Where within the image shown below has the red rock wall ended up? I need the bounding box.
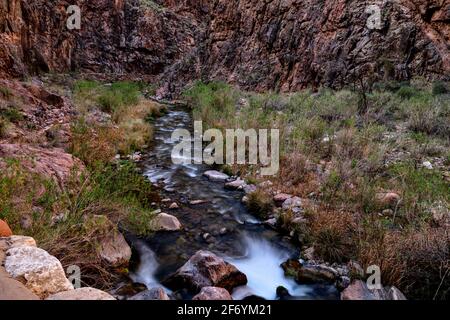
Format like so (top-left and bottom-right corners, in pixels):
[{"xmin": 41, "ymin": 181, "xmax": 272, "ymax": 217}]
[{"xmin": 0, "ymin": 0, "xmax": 448, "ymax": 93}]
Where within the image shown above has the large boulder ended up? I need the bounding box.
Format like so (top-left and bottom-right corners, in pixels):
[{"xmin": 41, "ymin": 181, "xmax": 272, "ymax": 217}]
[
  {"xmin": 0, "ymin": 220, "xmax": 12, "ymax": 237},
  {"xmin": 151, "ymin": 213, "xmax": 182, "ymax": 231},
  {"xmin": 0, "ymin": 267, "xmax": 39, "ymax": 300},
  {"xmin": 46, "ymin": 287, "xmax": 115, "ymax": 300},
  {"xmin": 341, "ymin": 280, "xmax": 407, "ymax": 300},
  {"xmin": 0, "ymin": 236, "xmax": 37, "ymax": 250},
  {"xmin": 99, "ymin": 232, "xmax": 132, "ymax": 268},
  {"xmin": 0, "ymin": 236, "xmax": 37, "ymax": 263},
  {"xmin": 192, "ymin": 287, "xmax": 233, "ymax": 300},
  {"xmin": 341, "ymin": 280, "xmax": 378, "ymax": 300},
  {"xmin": 4, "ymin": 246, "xmax": 73, "ymax": 298},
  {"xmin": 0, "ymin": 144, "xmax": 84, "ymax": 188},
  {"xmin": 163, "ymin": 250, "xmax": 247, "ymax": 293},
  {"xmin": 129, "ymin": 287, "xmax": 170, "ymax": 300}
]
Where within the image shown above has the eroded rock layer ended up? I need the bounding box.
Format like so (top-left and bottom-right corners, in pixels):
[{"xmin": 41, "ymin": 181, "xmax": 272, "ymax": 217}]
[{"xmin": 1, "ymin": 0, "xmax": 448, "ymax": 93}]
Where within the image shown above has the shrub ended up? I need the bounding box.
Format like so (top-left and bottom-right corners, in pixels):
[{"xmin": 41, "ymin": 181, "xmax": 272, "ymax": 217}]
[
  {"xmin": 0, "ymin": 86, "xmax": 12, "ymax": 99},
  {"xmin": 70, "ymin": 119, "xmax": 123, "ymax": 167},
  {"xmin": 0, "ymin": 105, "xmax": 23, "ymax": 123},
  {"xmin": 246, "ymin": 190, "xmax": 273, "ymax": 220},
  {"xmin": 0, "ymin": 117, "xmax": 7, "ymax": 138},
  {"xmin": 0, "ymin": 158, "xmax": 157, "ymax": 289},
  {"xmin": 98, "ymin": 91, "xmax": 122, "ymax": 113},
  {"xmin": 432, "ymin": 81, "xmax": 448, "ymax": 95},
  {"xmin": 311, "ymin": 210, "xmax": 357, "ymax": 263},
  {"xmin": 404, "ymin": 94, "xmax": 449, "ymax": 137},
  {"xmin": 396, "ymin": 86, "xmax": 417, "ymax": 99}
]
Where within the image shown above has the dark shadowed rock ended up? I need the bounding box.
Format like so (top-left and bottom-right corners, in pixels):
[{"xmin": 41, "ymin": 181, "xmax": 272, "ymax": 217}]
[{"xmin": 281, "ymin": 259, "xmax": 338, "ymax": 284}]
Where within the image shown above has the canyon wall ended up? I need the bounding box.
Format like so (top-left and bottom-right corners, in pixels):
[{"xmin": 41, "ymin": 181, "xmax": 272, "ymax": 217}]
[{"xmin": 0, "ymin": 0, "xmax": 449, "ymax": 93}]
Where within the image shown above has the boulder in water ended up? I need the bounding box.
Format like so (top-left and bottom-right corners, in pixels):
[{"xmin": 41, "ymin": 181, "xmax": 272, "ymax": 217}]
[
  {"xmin": 151, "ymin": 213, "xmax": 182, "ymax": 231},
  {"xmin": 203, "ymin": 170, "xmax": 230, "ymax": 182},
  {"xmin": 225, "ymin": 178, "xmax": 246, "ymax": 190},
  {"xmin": 162, "ymin": 250, "xmax": 247, "ymax": 293}
]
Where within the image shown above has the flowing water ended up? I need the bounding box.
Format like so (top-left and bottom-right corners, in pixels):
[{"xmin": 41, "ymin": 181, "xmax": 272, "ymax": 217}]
[{"xmin": 131, "ymin": 107, "xmax": 338, "ymax": 300}]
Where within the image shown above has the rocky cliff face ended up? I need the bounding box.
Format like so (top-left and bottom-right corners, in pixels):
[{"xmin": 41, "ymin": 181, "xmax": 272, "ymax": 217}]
[{"xmin": 1, "ymin": 0, "xmax": 448, "ymax": 94}]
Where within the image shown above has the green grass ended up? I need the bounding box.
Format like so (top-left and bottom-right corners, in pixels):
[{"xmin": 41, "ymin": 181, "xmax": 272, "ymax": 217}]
[
  {"xmin": 0, "ymin": 86, "xmax": 12, "ymax": 99},
  {"xmin": 0, "ymin": 157, "xmax": 157, "ymax": 288},
  {"xmin": 74, "ymin": 80, "xmax": 141, "ymax": 114},
  {"xmin": 396, "ymin": 86, "xmax": 418, "ymax": 100},
  {"xmin": 97, "ymin": 82, "xmax": 140, "ymax": 113},
  {"xmin": 0, "ymin": 105, "xmax": 23, "ymax": 123},
  {"xmin": 387, "ymin": 162, "xmax": 449, "ymax": 224},
  {"xmin": 432, "ymin": 81, "xmax": 448, "ymax": 95}
]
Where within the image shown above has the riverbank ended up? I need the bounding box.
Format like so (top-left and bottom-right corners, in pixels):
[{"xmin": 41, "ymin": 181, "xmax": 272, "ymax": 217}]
[
  {"xmin": 1, "ymin": 75, "xmax": 448, "ymax": 300},
  {"xmin": 0, "ymin": 75, "xmax": 165, "ymax": 294},
  {"xmin": 184, "ymin": 80, "xmax": 449, "ymax": 300}
]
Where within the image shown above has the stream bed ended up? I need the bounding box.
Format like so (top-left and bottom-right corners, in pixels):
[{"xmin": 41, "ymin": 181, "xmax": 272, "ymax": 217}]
[{"xmin": 130, "ymin": 107, "xmax": 339, "ymax": 300}]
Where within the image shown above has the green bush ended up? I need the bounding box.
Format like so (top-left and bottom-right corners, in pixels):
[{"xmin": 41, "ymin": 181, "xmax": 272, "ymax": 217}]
[
  {"xmin": 0, "ymin": 106, "xmax": 23, "ymax": 123},
  {"xmin": 432, "ymin": 81, "xmax": 448, "ymax": 95},
  {"xmin": 74, "ymin": 80, "xmax": 100, "ymax": 93},
  {"xmin": 97, "ymin": 82, "xmax": 140, "ymax": 113},
  {"xmin": 397, "ymin": 86, "xmax": 417, "ymax": 99}
]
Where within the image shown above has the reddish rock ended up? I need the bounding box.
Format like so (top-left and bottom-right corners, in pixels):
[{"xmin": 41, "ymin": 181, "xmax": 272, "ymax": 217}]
[
  {"xmin": 162, "ymin": 250, "xmax": 247, "ymax": 293},
  {"xmin": 0, "ymin": 1, "xmax": 448, "ymax": 94},
  {"xmin": 376, "ymin": 192, "xmax": 401, "ymax": 207},
  {"xmin": 0, "ymin": 220, "xmax": 12, "ymax": 237},
  {"xmin": 341, "ymin": 280, "xmax": 378, "ymax": 300},
  {"xmin": 274, "ymin": 193, "xmax": 292, "ymax": 205},
  {"xmin": 0, "ymin": 144, "xmax": 84, "ymax": 188},
  {"xmin": 192, "ymin": 287, "xmax": 233, "ymax": 300}
]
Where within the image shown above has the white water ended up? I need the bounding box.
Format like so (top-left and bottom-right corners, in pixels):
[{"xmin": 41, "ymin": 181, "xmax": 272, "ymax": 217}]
[
  {"xmin": 229, "ymin": 236, "xmax": 312, "ymax": 300},
  {"xmin": 130, "ymin": 241, "xmax": 160, "ymax": 289}
]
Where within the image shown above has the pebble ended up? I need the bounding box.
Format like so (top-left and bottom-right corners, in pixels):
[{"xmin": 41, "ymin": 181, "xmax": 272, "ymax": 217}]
[{"xmin": 169, "ymin": 202, "xmax": 179, "ymax": 209}]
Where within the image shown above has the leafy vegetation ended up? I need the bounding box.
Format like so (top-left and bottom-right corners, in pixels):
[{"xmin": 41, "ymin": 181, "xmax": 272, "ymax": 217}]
[{"xmin": 185, "ymin": 80, "xmax": 450, "ymax": 300}]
